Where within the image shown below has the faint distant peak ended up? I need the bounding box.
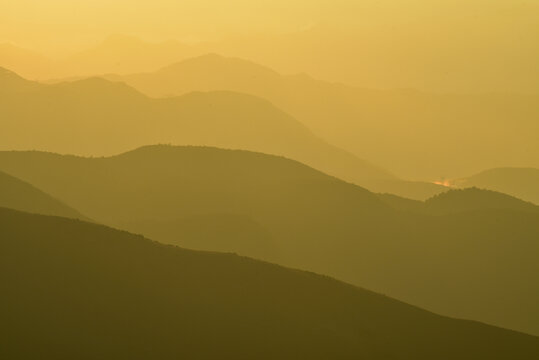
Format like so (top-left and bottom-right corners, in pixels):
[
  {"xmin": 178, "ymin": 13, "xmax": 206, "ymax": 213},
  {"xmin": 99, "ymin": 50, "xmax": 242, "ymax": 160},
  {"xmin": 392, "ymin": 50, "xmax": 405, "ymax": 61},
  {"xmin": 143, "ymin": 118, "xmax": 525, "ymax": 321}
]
[
  {"xmin": 476, "ymin": 167, "xmax": 539, "ymax": 176},
  {"xmin": 0, "ymin": 42, "xmax": 46, "ymax": 56},
  {"xmin": 95, "ymin": 34, "xmax": 191, "ymax": 52},
  {"xmin": 452, "ymin": 167, "xmax": 539, "ymax": 185},
  {"xmin": 52, "ymin": 76, "xmax": 146, "ymax": 98},
  {"xmin": 159, "ymin": 53, "xmax": 280, "ymax": 77},
  {"xmin": 0, "ymin": 66, "xmax": 40, "ymax": 92},
  {"xmin": 0, "ymin": 66, "xmax": 22, "ymax": 78},
  {"xmin": 101, "ymin": 34, "xmax": 146, "ymax": 47}
]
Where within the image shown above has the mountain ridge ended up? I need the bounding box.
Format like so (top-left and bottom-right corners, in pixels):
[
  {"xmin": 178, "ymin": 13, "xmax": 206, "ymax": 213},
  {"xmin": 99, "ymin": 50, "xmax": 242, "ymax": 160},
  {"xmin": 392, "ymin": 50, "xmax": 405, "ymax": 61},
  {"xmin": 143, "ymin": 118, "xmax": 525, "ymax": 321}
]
[
  {"xmin": 379, "ymin": 187, "xmax": 539, "ymax": 215},
  {"xmin": 1, "ymin": 67, "xmax": 451, "ymax": 199},
  {"xmin": 2, "ymin": 206, "xmax": 539, "ymax": 359},
  {"xmin": 451, "ymin": 168, "xmax": 539, "ymax": 205},
  {"xmin": 0, "ymin": 170, "xmax": 88, "ymax": 220},
  {"xmin": 1, "ymin": 145, "xmax": 538, "ymax": 335},
  {"xmin": 107, "ymin": 52, "xmax": 539, "ymax": 180}
]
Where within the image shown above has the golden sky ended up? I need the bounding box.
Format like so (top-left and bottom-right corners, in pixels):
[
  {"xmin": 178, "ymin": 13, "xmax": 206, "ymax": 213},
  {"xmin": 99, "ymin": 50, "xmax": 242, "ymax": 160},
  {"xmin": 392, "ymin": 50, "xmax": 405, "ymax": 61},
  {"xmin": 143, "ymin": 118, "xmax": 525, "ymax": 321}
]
[{"xmin": 2, "ymin": 0, "xmax": 537, "ymax": 55}]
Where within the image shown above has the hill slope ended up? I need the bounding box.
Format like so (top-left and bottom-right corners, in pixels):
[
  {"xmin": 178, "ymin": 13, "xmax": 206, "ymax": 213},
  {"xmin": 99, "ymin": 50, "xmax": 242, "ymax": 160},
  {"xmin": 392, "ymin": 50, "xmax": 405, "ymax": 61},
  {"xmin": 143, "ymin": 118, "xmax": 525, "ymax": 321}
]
[
  {"xmin": 451, "ymin": 168, "xmax": 539, "ymax": 205},
  {"xmin": 0, "ymin": 146, "xmax": 538, "ymax": 335},
  {"xmin": 0, "ymin": 66, "xmax": 41, "ymax": 93},
  {"xmin": 59, "ymin": 35, "xmax": 199, "ymax": 77},
  {"xmin": 379, "ymin": 188, "xmax": 539, "ymax": 215},
  {"xmin": 0, "ymin": 170, "xmax": 86, "ymax": 220},
  {"xmin": 0, "ymin": 67, "xmax": 411, "ymax": 194},
  {"xmin": 122, "ymin": 213, "xmax": 279, "ymax": 261},
  {"xmin": 112, "ymin": 53, "xmax": 539, "ymax": 180},
  {"xmin": 0, "ymin": 37, "xmax": 200, "ymax": 80},
  {"xmin": 1, "ymin": 207, "xmax": 538, "ymax": 359},
  {"xmin": 0, "ymin": 43, "xmax": 53, "ymax": 81}
]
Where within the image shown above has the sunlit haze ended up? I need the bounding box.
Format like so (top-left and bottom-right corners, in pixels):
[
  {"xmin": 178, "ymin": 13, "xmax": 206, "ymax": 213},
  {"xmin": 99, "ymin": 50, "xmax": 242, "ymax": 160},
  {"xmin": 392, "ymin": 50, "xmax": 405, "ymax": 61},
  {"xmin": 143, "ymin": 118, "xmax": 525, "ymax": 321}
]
[{"xmin": 1, "ymin": 1, "xmax": 539, "ymax": 358}]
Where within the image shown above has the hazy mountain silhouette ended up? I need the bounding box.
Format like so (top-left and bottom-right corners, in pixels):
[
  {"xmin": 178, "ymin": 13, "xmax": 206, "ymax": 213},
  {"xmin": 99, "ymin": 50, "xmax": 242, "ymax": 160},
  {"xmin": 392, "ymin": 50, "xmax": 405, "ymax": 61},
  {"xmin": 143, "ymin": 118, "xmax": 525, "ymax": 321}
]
[
  {"xmin": 3, "ymin": 0, "xmax": 538, "ymax": 93},
  {"xmin": 0, "ymin": 43, "xmax": 54, "ymax": 80},
  {"xmin": 123, "ymin": 214, "xmax": 279, "ymax": 261},
  {"xmin": 379, "ymin": 188, "xmax": 539, "ymax": 215},
  {"xmin": 2, "ymin": 1, "xmax": 537, "ymax": 357},
  {"xmin": 451, "ymin": 168, "xmax": 539, "ymax": 205},
  {"xmin": 0, "ymin": 67, "xmax": 41, "ymax": 93},
  {"xmin": 1, "ymin": 145, "xmax": 538, "ymax": 335},
  {"xmin": 197, "ymin": 2, "xmax": 539, "ymax": 94},
  {"xmin": 0, "ymin": 170, "xmax": 87, "ymax": 220},
  {"xmin": 2, "ymin": 206, "xmax": 538, "ymax": 359},
  {"xmin": 0, "ymin": 66, "xmax": 451, "ymax": 198},
  {"xmin": 8, "ymin": 45, "xmax": 538, "ymax": 180},
  {"xmin": 59, "ymin": 35, "xmax": 201, "ymax": 77},
  {"xmin": 0, "ymin": 37, "xmax": 201, "ymax": 80},
  {"xmin": 109, "ymin": 53, "xmax": 539, "ymax": 180}
]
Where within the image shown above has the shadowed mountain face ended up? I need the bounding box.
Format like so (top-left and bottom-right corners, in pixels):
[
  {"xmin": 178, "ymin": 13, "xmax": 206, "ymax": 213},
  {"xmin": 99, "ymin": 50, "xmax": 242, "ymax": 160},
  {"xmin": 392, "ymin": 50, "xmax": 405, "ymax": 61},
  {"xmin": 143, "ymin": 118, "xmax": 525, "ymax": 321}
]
[
  {"xmin": 1, "ymin": 145, "xmax": 538, "ymax": 335},
  {"xmin": 451, "ymin": 168, "xmax": 539, "ymax": 205},
  {"xmin": 109, "ymin": 54, "xmax": 539, "ymax": 180},
  {"xmin": 0, "ymin": 170, "xmax": 86, "ymax": 220},
  {"xmin": 123, "ymin": 213, "xmax": 279, "ymax": 261},
  {"xmin": 0, "ymin": 66, "xmax": 447, "ymax": 199},
  {"xmin": 2, "ymin": 207, "xmax": 538, "ymax": 360}
]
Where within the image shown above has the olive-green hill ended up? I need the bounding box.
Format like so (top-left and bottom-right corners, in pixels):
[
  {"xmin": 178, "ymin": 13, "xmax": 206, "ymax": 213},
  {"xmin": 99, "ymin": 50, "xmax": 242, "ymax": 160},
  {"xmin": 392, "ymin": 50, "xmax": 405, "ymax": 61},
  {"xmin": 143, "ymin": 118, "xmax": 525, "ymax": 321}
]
[
  {"xmin": 451, "ymin": 168, "xmax": 539, "ymax": 205},
  {"xmin": 2, "ymin": 207, "xmax": 538, "ymax": 360},
  {"xmin": 1, "ymin": 145, "xmax": 538, "ymax": 335},
  {"xmin": 0, "ymin": 169, "xmax": 87, "ymax": 220},
  {"xmin": 379, "ymin": 187, "xmax": 539, "ymax": 215}
]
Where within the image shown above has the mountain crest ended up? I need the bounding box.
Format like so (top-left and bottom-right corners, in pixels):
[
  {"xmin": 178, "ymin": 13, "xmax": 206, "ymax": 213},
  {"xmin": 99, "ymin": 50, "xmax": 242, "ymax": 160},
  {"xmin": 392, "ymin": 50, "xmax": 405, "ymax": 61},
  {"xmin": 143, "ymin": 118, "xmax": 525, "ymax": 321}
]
[{"xmin": 0, "ymin": 67, "xmax": 38, "ymax": 92}]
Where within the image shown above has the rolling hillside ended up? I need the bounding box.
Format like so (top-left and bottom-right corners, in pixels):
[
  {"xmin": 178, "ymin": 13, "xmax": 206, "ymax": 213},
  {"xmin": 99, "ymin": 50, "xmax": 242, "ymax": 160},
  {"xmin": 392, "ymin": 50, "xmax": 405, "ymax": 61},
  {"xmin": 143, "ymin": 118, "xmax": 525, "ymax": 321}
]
[
  {"xmin": 109, "ymin": 53, "xmax": 539, "ymax": 180},
  {"xmin": 2, "ymin": 207, "xmax": 538, "ymax": 359},
  {"xmin": 0, "ymin": 169, "xmax": 86, "ymax": 220},
  {"xmin": 0, "ymin": 36, "xmax": 200, "ymax": 80},
  {"xmin": 1, "ymin": 145, "xmax": 538, "ymax": 335},
  {"xmin": 122, "ymin": 213, "xmax": 279, "ymax": 261},
  {"xmin": 0, "ymin": 67, "xmax": 432, "ymax": 196},
  {"xmin": 379, "ymin": 188, "xmax": 539, "ymax": 215},
  {"xmin": 451, "ymin": 168, "xmax": 539, "ymax": 205},
  {"xmin": 0, "ymin": 67, "xmax": 41, "ymax": 92},
  {"xmin": 0, "ymin": 43, "xmax": 54, "ymax": 81}
]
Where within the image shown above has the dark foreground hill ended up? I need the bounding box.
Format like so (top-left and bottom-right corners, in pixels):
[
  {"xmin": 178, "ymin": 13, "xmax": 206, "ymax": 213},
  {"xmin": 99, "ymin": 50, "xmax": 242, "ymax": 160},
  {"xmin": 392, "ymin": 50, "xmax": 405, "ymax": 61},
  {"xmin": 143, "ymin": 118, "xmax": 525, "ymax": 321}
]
[
  {"xmin": 1, "ymin": 145, "xmax": 538, "ymax": 335},
  {"xmin": 1, "ymin": 207, "xmax": 538, "ymax": 359},
  {"xmin": 451, "ymin": 168, "xmax": 539, "ymax": 205},
  {"xmin": 0, "ymin": 170, "xmax": 86, "ymax": 220}
]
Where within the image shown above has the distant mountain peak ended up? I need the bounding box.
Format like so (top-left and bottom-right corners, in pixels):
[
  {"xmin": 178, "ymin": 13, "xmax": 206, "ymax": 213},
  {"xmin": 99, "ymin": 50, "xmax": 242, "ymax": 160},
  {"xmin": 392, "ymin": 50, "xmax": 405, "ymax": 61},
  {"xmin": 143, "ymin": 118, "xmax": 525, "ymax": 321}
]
[
  {"xmin": 159, "ymin": 53, "xmax": 280, "ymax": 77},
  {"xmin": 99, "ymin": 34, "xmax": 188, "ymax": 49},
  {"xmin": 0, "ymin": 66, "xmax": 39, "ymax": 92},
  {"xmin": 0, "ymin": 66, "xmax": 24, "ymax": 79},
  {"xmin": 451, "ymin": 167, "xmax": 539, "ymax": 205},
  {"xmin": 425, "ymin": 187, "xmax": 539, "ymax": 214},
  {"xmin": 52, "ymin": 76, "xmax": 146, "ymax": 98},
  {"xmin": 100, "ymin": 34, "xmax": 146, "ymax": 46}
]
